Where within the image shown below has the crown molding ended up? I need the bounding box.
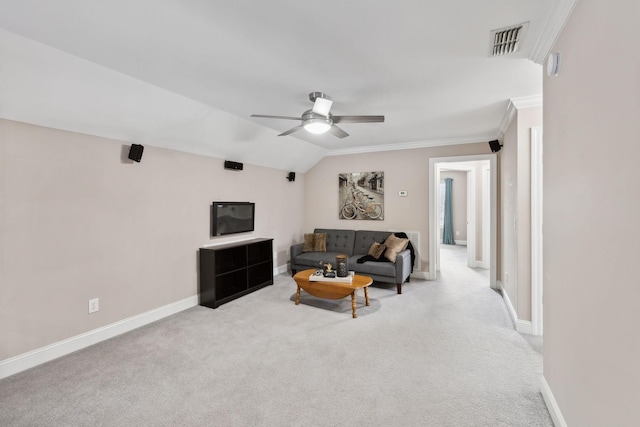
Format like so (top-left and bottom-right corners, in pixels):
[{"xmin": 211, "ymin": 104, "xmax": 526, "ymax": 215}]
[
  {"xmin": 325, "ymin": 133, "xmax": 497, "ymax": 157},
  {"xmin": 497, "ymin": 95, "xmax": 543, "ymax": 139},
  {"xmin": 511, "ymin": 94, "xmax": 543, "ymax": 109},
  {"xmin": 529, "ymin": 0, "xmax": 579, "ymax": 64}
]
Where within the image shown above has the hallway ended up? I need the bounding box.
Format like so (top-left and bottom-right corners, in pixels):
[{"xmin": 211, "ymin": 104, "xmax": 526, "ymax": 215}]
[{"xmin": 438, "ymin": 243, "xmax": 490, "ymax": 284}]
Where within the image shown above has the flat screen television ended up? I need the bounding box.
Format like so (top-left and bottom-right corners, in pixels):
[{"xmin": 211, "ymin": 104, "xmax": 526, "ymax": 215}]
[{"xmin": 211, "ymin": 202, "xmax": 255, "ymax": 236}]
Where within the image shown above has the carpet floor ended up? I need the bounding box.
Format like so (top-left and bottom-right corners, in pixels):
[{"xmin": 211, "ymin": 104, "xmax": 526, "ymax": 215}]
[{"xmin": 0, "ymin": 245, "xmax": 553, "ymax": 426}]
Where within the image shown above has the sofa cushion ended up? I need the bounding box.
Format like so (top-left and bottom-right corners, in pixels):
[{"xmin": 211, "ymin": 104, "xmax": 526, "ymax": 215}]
[
  {"xmin": 303, "ymin": 232, "xmax": 327, "ymax": 252},
  {"xmin": 383, "ymin": 234, "xmax": 409, "ymax": 263},
  {"xmin": 314, "ymin": 229, "xmax": 356, "ymax": 256},
  {"xmin": 348, "ymin": 255, "xmax": 397, "ymax": 276},
  {"xmin": 367, "ymin": 242, "xmax": 386, "ymax": 259},
  {"xmin": 353, "ymin": 230, "xmax": 393, "ymax": 255}
]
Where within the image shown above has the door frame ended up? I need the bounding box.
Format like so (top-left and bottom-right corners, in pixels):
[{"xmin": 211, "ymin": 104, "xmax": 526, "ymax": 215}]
[
  {"xmin": 531, "ymin": 126, "xmax": 543, "ymax": 335},
  {"xmin": 428, "ymin": 154, "xmax": 497, "ymax": 289},
  {"xmin": 436, "ymin": 166, "xmax": 476, "ymax": 268}
]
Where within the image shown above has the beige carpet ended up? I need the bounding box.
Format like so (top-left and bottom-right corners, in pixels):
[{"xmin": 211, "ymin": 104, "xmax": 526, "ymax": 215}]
[{"xmin": 0, "ymin": 245, "xmax": 552, "ymax": 426}]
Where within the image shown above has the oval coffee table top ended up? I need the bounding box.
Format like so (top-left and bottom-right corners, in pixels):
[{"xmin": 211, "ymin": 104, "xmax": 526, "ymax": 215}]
[
  {"xmin": 293, "ymin": 269, "xmax": 373, "ymax": 300},
  {"xmin": 294, "ymin": 269, "xmax": 372, "ymax": 289}
]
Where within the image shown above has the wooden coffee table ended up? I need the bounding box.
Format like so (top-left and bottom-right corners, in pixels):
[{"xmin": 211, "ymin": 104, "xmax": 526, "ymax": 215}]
[{"xmin": 293, "ymin": 269, "xmax": 373, "ymax": 318}]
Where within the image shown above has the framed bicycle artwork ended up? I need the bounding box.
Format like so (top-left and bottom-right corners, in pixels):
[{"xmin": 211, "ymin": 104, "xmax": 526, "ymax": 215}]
[{"xmin": 338, "ymin": 171, "xmax": 384, "ymax": 220}]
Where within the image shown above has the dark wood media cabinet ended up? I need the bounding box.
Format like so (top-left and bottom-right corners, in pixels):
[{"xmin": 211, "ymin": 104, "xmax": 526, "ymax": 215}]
[{"xmin": 199, "ymin": 238, "xmax": 273, "ymax": 308}]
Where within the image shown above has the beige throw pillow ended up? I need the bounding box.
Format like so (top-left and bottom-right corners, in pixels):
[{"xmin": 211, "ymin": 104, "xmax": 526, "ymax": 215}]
[
  {"xmin": 302, "ymin": 233, "xmax": 327, "ymax": 252},
  {"xmin": 383, "ymin": 234, "xmax": 409, "ymax": 263},
  {"xmin": 368, "ymin": 242, "xmax": 386, "ymax": 259}
]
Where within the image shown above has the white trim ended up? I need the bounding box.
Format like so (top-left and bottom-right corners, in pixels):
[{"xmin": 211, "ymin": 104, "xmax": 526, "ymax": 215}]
[
  {"xmin": 498, "ymin": 281, "xmax": 532, "ymax": 334},
  {"xmin": 531, "ymin": 126, "xmax": 544, "ymax": 336},
  {"xmin": 541, "ymin": 376, "xmax": 568, "ymax": 427},
  {"xmin": 511, "ymin": 95, "xmax": 543, "ymax": 109},
  {"xmin": 429, "ymin": 154, "xmax": 497, "ymax": 287},
  {"xmin": 326, "ymin": 133, "xmax": 497, "ymax": 157},
  {"xmin": 0, "ymin": 295, "xmax": 198, "ymax": 380},
  {"xmin": 516, "ymin": 319, "xmax": 532, "ymax": 335},
  {"xmin": 275, "ymin": 264, "xmax": 288, "ymax": 275},
  {"xmin": 467, "ymin": 260, "xmax": 483, "ymax": 269},
  {"xmin": 411, "ymin": 271, "xmax": 430, "ymax": 280},
  {"xmin": 529, "ymin": 0, "xmax": 579, "ymax": 64},
  {"xmin": 498, "ymin": 100, "xmax": 517, "ymax": 139},
  {"xmin": 498, "ymin": 96, "xmax": 544, "ymax": 139},
  {"xmin": 454, "ymin": 240, "xmax": 467, "ymax": 246},
  {"xmin": 498, "ymin": 280, "xmax": 517, "ymax": 326},
  {"xmin": 481, "ymin": 166, "xmax": 491, "ymax": 269},
  {"xmin": 466, "ymin": 170, "xmax": 477, "ymax": 269}
]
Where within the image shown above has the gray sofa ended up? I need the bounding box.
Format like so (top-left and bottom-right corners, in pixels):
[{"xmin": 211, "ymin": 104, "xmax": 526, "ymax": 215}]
[{"xmin": 290, "ymin": 228, "xmax": 413, "ymax": 294}]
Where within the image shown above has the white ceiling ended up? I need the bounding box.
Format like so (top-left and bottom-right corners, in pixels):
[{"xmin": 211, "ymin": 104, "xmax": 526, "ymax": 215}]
[{"xmin": 0, "ymin": 0, "xmax": 570, "ymax": 172}]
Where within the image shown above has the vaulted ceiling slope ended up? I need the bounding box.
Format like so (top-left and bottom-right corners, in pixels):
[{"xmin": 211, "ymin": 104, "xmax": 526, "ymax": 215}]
[{"xmin": 0, "ymin": 1, "xmax": 575, "ymax": 172}]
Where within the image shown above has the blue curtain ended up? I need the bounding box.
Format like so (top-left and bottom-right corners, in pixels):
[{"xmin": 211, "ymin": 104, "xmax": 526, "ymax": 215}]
[{"xmin": 442, "ymin": 178, "xmax": 455, "ymax": 244}]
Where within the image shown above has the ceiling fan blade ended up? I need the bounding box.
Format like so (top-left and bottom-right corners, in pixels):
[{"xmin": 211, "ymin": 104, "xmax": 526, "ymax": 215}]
[
  {"xmin": 312, "ymin": 98, "xmax": 333, "ymax": 117},
  {"xmin": 332, "ymin": 115, "xmax": 385, "ymax": 123},
  {"xmin": 251, "ymin": 114, "xmax": 301, "ymax": 121},
  {"xmin": 329, "ymin": 124, "xmax": 349, "ymax": 139},
  {"xmin": 278, "ymin": 125, "xmax": 304, "ymax": 136}
]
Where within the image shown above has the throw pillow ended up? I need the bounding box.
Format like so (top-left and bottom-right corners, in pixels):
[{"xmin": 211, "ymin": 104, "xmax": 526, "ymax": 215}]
[
  {"xmin": 302, "ymin": 233, "xmax": 327, "ymax": 252},
  {"xmin": 367, "ymin": 242, "xmax": 386, "ymax": 259},
  {"xmin": 383, "ymin": 234, "xmax": 409, "ymax": 263}
]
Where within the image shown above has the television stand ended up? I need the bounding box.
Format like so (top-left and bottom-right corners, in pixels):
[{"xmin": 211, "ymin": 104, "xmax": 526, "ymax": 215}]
[{"xmin": 199, "ymin": 238, "xmax": 273, "ymax": 308}]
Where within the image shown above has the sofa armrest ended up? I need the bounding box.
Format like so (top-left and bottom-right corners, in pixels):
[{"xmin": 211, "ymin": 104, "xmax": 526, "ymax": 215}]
[
  {"xmin": 290, "ymin": 243, "xmax": 304, "ymax": 261},
  {"xmin": 395, "ymin": 248, "xmax": 412, "ymax": 284}
]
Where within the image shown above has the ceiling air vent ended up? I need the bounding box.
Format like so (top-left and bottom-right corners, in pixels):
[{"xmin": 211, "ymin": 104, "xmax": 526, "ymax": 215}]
[{"xmin": 489, "ymin": 22, "xmax": 528, "ymax": 57}]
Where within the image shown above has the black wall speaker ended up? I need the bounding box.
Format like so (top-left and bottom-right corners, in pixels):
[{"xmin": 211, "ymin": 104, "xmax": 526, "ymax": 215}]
[
  {"xmin": 224, "ymin": 160, "xmax": 243, "ymax": 171},
  {"xmin": 287, "ymin": 172, "xmax": 296, "ymax": 182},
  {"xmin": 128, "ymin": 144, "xmax": 144, "ymax": 162},
  {"xmin": 488, "ymin": 139, "xmax": 503, "ymax": 153}
]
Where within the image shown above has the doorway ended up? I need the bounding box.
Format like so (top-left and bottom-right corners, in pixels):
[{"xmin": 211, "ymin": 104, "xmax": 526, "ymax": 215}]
[{"xmin": 428, "ymin": 154, "xmax": 497, "ymax": 289}]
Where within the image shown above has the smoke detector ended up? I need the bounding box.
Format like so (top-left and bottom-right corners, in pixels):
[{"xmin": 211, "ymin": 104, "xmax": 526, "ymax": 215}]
[{"xmin": 489, "ymin": 22, "xmax": 529, "ymax": 57}]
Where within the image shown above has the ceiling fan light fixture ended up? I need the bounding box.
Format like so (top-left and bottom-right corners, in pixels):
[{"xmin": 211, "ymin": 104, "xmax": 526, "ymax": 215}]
[
  {"xmin": 303, "ymin": 119, "xmax": 331, "ymax": 134},
  {"xmin": 251, "ymin": 92, "xmax": 383, "ymax": 138}
]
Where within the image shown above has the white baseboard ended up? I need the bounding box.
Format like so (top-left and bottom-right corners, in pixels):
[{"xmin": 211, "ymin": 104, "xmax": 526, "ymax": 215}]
[
  {"xmin": 454, "ymin": 240, "xmax": 467, "ymax": 245},
  {"xmin": 0, "ymin": 295, "xmax": 199, "ymax": 380},
  {"xmin": 498, "ymin": 280, "xmax": 516, "ymax": 324},
  {"xmin": 275, "ymin": 264, "xmax": 288, "ymax": 275},
  {"xmin": 541, "ymin": 376, "xmax": 567, "ymax": 427},
  {"xmin": 516, "ymin": 319, "xmax": 532, "ymax": 334},
  {"xmin": 410, "ymin": 271, "xmax": 430, "ymax": 280},
  {"xmin": 497, "ymin": 280, "xmax": 533, "ymax": 334}
]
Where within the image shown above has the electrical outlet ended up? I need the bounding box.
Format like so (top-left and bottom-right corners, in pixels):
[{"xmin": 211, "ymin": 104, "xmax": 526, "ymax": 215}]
[
  {"xmin": 88, "ymin": 298, "xmax": 99, "ymax": 314},
  {"xmin": 455, "ymin": 231, "xmax": 460, "ymax": 236}
]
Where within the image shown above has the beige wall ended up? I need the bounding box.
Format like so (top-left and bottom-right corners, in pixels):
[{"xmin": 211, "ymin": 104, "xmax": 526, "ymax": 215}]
[
  {"xmin": 543, "ymin": 0, "xmax": 640, "ymax": 425},
  {"xmin": 302, "ymin": 143, "xmax": 491, "ymax": 273},
  {"xmin": 0, "ymin": 119, "xmax": 305, "ymax": 360},
  {"xmin": 440, "ymin": 170, "xmax": 468, "ymax": 242},
  {"xmin": 499, "ymin": 105, "xmax": 541, "ymax": 322}
]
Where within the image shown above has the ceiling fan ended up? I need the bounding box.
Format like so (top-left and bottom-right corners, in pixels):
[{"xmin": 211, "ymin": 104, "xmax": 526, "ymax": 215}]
[{"xmin": 251, "ymin": 92, "xmax": 384, "ymax": 138}]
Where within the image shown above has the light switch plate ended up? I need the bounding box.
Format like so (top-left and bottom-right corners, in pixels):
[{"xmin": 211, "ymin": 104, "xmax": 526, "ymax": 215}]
[{"xmin": 88, "ymin": 298, "xmax": 99, "ymax": 314}]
